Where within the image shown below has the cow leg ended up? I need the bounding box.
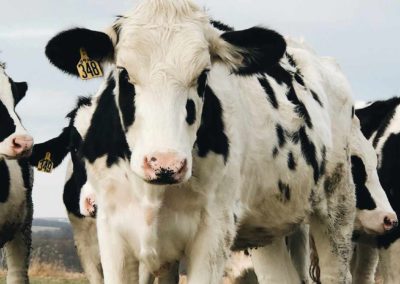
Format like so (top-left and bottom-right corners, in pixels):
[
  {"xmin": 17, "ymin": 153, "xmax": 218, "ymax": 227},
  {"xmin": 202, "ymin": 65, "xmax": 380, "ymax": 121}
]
[
  {"xmin": 69, "ymin": 214, "xmax": 104, "ymax": 284},
  {"xmin": 186, "ymin": 212, "xmax": 233, "ymax": 284},
  {"xmin": 310, "ymin": 213, "xmax": 353, "ymax": 284},
  {"xmin": 377, "ymin": 240, "xmax": 400, "ymax": 284},
  {"xmin": 287, "ymin": 224, "xmax": 311, "ymax": 284},
  {"xmin": 139, "ymin": 263, "xmax": 155, "ymax": 284},
  {"xmin": 352, "ymin": 243, "xmax": 378, "ymax": 284},
  {"xmin": 97, "ymin": 218, "xmax": 139, "ymax": 284},
  {"xmin": 250, "ymin": 237, "xmax": 300, "ymax": 284},
  {"xmin": 4, "ymin": 229, "xmax": 30, "ymax": 284}
]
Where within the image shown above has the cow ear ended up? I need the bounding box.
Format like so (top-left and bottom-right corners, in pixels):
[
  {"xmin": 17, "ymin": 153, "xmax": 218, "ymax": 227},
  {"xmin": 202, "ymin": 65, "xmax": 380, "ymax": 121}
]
[
  {"xmin": 10, "ymin": 81, "xmax": 28, "ymax": 105},
  {"xmin": 210, "ymin": 27, "xmax": 286, "ymax": 75},
  {"xmin": 29, "ymin": 126, "xmax": 72, "ymax": 169},
  {"xmin": 45, "ymin": 28, "xmax": 115, "ymax": 76}
]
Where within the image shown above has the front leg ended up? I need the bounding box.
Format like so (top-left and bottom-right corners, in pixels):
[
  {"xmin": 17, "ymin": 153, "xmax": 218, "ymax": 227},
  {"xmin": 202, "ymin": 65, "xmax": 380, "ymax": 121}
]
[
  {"xmin": 97, "ymin": 217, "xmax": 139, "ymax": 284},
  {"xmin": 69, "ymin": 214, "xmax": 103, "ymax": 284},
  {"xmin": 186, "ymin": 210, "xmax": 234, "ymax": 284},
  {"xmin": 287, "ymin": 224, "xmax": 311, "ymax": 284},
  {"xmin": 4, "ymin": 230, "xmax": 30, "ymax": 284},
  {"xmin": 352, "ymin": 243, "xmax": 378, "ymax": 284}
]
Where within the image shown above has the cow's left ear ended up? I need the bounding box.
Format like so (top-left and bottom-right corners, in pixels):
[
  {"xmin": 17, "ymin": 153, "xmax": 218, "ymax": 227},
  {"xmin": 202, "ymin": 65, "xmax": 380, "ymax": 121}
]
[
  {"xmin": 210, "ymin": 27, "xmax": 286, "ymax": 75},
  {"xmin": 10, "ymin": 81, "xmax": 28, "ymax": 105},
  {"xmin": 45, "ymin": 28, "xmax": 114, "ymax": 76}
]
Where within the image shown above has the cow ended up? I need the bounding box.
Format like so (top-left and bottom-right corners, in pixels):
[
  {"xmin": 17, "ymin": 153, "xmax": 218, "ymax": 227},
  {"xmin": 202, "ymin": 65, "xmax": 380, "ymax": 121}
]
[
  {"xmin": 0, "ymin": 62, "xmax": 34, "ymax": 284},
  {"xmin": 247, "ymin": 115, "xmax": 399, "ymax": 284},
  {"xmin": 29, "ymin": 97, "xmax": 105, "ymax": 284},
  {"xmin": 43, "ymin": 1, "xmax": 359, "ymax": 283},
  {"xmin": 305, "ymin": 115, "xmax": 398, "ymax": 284},
  {"xmin": 353, "ymin": 97, "xmax": 400, "ymax": 283},
  {"xmin": 30, "ymin": 96, "xmax": 180, "ymax": 284}
]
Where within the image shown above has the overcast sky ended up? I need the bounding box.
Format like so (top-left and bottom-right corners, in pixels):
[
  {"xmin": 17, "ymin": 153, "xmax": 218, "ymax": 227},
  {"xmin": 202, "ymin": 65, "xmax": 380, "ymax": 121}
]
[{"xmin": 1, "ymin": 0, "xmax": 399, "ymax": 218}]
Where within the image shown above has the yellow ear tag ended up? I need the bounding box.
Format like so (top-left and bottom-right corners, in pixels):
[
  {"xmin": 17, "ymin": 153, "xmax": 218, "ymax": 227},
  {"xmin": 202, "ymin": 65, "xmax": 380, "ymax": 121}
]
[
  {"xmin": 76, "ymin": 48, "xmax": 103, "ymax": 80},
  {"xmin": 37, "ymin": 152, "xmax": 54, "ymax": 173}
]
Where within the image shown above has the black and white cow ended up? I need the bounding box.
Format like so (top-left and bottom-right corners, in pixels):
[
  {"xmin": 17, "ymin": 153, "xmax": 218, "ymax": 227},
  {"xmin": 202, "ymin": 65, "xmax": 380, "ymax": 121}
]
[
  {"xmin": 43, "ymin": 1, "xmax": 360, "ymax": 283},
  {"xmin": 29, "ymin": 96, "xmax": 178, "ymax": 284},
  {"xmin": 305, "ymin": 115, "xmax": 398, "ymax": 284},
  {"xmin": 0, "ymin": 62, "xmax": 34, "ymax": 283},
  {"xmin": 353, "ymin": 97, "xmax": 400, "ymax": 283},
  {"xmin": 30, "ymin": 97, "xmax": 104, "ymax": 284}
]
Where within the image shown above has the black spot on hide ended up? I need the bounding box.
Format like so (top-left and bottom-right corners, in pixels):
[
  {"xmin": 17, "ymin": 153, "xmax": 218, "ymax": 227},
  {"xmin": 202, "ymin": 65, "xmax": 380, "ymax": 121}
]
[
  {"xmin": 0, "ymin": 160, "xmax": 10, "ymax": 203},
  {"xmin": 83, "ymin": 77, "xmax": 131, "ymax": 167},
  {"xmin": 196, "ymin": 86, "xmax": 229, "ymax": 162},
  {"xmin": 351, "ymin": 155, "xmax": 376, "ymax": 210}
]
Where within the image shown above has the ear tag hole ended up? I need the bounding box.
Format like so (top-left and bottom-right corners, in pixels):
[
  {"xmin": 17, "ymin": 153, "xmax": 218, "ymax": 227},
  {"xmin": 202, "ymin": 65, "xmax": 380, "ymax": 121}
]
[
  {"xmin": 37, "ymin": 152, "xmax": 54, "ymax": 173},
  {"xmin": 76, "ymin": 48, "xmax": 103, "ymax": 80}
]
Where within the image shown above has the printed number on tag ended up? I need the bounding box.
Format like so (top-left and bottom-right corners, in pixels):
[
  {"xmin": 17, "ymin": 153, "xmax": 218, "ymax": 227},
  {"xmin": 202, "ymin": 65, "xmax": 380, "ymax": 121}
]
[
  {"xmin": 76, "ymin": 48, "xmax": 103, "ymax": 80},
  {"xmin": 37, "ymin": 152, "xmax": 54, "ymax": 173}
]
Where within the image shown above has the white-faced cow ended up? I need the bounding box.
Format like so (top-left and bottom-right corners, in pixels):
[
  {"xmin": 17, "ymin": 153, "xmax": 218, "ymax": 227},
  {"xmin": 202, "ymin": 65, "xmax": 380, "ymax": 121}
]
[
  {"xmin": 29, "ymin": 96, "xmax": 177, "ymax": 284},
  {"xmin": 0, "ymin": 62, "xmax": 34, "ymax": 283},
  {"xmin": 249, "ymin": 115, "xmax": 398, "ymax": 284},
  {"xmin": 30, "ymin": 97, "xmax": 104, "ymax": 284},
  {"xmin": 353, "ymin": 97, "xmax": 400, "ymax": 283},
  {"xmin": 305, "ymin": 115, "xmax": 398, "ymax": 284},
  {"xmin": 44, "ymin": 1, "xmax": 359, "ymax": 283}
]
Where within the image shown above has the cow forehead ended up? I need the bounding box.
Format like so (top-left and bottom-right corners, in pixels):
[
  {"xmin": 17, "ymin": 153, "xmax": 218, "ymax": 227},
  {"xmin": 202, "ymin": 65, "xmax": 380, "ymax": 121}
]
[
  {"xmin": 113, "ymin": 0, "xmax": 212, "ymax": 86},
  {"xmin": 117, "ymin": 25, "xmax": 211, "ymax": 86}
]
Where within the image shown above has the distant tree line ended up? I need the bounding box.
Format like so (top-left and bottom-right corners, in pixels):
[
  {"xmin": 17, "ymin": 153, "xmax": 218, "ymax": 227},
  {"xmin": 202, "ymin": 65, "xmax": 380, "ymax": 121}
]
[{"xmin": 1, "ymin": 219, "xmax": 83, "ymax": 272}]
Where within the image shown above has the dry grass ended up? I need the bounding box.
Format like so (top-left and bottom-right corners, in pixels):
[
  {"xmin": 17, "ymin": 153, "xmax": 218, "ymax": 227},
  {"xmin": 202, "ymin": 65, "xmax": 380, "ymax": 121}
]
[
  {"xmin": 0, "ymin": 258, "xmax": 87, "ymax": 283},
  {"xmin": 28, "ymin": 258, "xmax": 84, "ymax": 279}
]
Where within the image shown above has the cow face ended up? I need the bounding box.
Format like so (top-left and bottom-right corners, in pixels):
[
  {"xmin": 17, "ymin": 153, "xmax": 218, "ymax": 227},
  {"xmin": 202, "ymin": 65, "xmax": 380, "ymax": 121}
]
[
  {"xmin": 351, "ymin": 120, "xmax": 398, "ymax": 234},
  {"xmin": 0, "ymin": 65, "xmax": 33, "ymax": 159},
  {"xmin": 45, "ymin": 1, "xmax": 286, "ymax": 185}
]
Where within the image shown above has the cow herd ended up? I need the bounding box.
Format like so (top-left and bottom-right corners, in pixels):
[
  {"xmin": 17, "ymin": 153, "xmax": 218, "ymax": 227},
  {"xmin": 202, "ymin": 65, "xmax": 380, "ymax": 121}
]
[{"xmin": 1, "ymin": 0, "xmax": 400, "ymax": 283}]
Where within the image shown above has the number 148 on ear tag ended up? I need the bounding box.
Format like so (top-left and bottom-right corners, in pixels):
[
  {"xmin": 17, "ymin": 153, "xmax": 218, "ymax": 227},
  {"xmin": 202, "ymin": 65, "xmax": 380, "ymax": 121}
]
[{"xmin": 76, "ymin": 48, "xmax": 103, "ymax": 80}]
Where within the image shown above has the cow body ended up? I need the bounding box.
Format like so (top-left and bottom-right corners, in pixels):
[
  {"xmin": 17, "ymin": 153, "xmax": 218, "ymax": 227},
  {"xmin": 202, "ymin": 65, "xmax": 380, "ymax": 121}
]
[
  {"xmin": 0, "ymin": 64, "xmax": 33, "ymax": 284},
  {"xmin": 45, "ymin": 1, "xmax": 358, "ymax": 283}
]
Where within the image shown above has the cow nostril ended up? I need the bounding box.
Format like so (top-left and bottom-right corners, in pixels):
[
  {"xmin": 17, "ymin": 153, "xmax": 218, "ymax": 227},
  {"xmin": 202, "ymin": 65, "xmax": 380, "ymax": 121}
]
[
  {"xmin": 177, "ymin": 159, "xmax": 187, "ymax": 174},
  {"xmin": 12, "ymin": 139, "xmax": 22, "ymax": 149},
  {"xmin": 150, "ymin": 157, "xmax": 157, "ymax": 162},
  {"xmin": 384, "ymin": 217, "xmax": 393, "ymax": 226},
  {"xmin": 393, "ymin": 221, "xmax": 399, "ymax": 228}
]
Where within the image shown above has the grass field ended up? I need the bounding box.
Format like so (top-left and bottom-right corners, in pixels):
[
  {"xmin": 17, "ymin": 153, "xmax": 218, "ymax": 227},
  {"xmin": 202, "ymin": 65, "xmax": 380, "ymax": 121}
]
[
  {"xmin": 0, "ymin": 259, "xmax": 89, "ymax": 284},
  {"xmin": 0, "ymin": 277, "xmax": 88, "ymax": 284}
]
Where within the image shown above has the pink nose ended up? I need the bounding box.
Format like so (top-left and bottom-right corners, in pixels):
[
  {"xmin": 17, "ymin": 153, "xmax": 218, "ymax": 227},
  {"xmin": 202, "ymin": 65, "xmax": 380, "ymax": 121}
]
[
  {"xmin": 12, "ymin": 135, "xmax": 33, "ymax": 157},
  {"xmin": 143, "ymin": 152, "xmax": 187, "ymax": 184},
  {"xmin": 383, "ymin": 213, "xmax": 398, "ymax": 231}
]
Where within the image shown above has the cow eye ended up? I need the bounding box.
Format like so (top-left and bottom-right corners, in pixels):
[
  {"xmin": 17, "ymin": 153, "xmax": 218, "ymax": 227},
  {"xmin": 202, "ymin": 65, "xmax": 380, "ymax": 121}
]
[{"xmin": 186, "ymin": 99, "xmax": 196, "ymax": 125}]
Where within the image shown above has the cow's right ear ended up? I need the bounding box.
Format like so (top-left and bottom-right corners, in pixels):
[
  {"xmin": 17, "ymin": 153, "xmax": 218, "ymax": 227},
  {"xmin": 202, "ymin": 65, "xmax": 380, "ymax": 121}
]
[{"xmin": 45, "ymin": 28, "xmax": 114, "ymax": 76}]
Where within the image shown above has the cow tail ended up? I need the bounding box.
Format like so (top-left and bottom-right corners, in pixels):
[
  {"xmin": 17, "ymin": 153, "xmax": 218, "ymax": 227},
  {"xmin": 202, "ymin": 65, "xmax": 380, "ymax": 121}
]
[{"xmin": 309, "ymin": 235, "xmax": 321, "ymax": 284}]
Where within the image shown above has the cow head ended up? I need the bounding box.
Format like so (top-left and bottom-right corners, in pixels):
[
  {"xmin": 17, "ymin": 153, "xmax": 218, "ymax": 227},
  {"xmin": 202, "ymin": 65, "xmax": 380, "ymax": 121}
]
[
  {"xmin": 0, "ymin": 64, "xmax": 33, "ymax": 159},
  {"xmin": 45, "ymin": 0, "xmax": 286, "ymax": 185},
  {"xmin": 351, "ymin": 118, "xmax": 398, "ymax": 235}
]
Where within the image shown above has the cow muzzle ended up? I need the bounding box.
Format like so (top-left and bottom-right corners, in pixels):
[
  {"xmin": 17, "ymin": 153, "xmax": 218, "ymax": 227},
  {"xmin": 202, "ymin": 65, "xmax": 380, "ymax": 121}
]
[
  {"xmin": 9, "ymin": 134, "xmax": 34, "ymax": 158},
  {"xmin": 143, "ymin": 152, "xmax": 188, "ymax": 185},
  {"xmin": 357, "ymin": 210, "xmax": 399, "ymax": 235}
]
